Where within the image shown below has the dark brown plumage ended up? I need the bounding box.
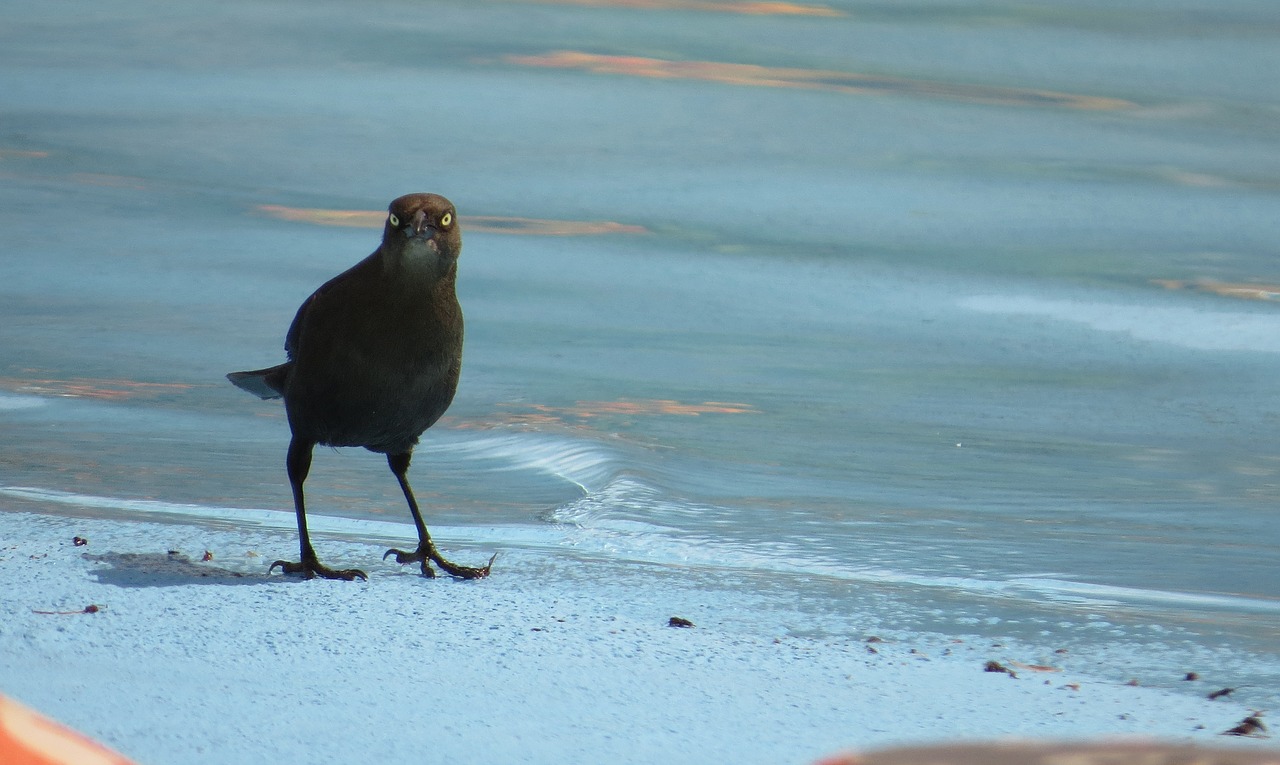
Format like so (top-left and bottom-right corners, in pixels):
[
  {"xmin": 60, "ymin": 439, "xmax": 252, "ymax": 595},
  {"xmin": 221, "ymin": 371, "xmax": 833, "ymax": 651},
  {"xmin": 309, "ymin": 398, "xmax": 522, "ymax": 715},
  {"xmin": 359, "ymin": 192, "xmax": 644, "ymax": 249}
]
[{"xmin": 228, "ymin": 193, "xmax": 492, "ymax": 581}]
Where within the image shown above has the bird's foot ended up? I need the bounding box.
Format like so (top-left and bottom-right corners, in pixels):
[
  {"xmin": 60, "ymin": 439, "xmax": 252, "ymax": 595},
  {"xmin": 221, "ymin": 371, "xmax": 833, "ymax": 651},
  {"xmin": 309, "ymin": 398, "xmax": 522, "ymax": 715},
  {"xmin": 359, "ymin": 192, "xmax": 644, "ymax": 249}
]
[
  {"xmin": 383, "ymin": 546, "xmax": 495, "ymax": 580},
  {"xmin": 269, "ymin": 557, "xmax": 367, "ymax": 581}
]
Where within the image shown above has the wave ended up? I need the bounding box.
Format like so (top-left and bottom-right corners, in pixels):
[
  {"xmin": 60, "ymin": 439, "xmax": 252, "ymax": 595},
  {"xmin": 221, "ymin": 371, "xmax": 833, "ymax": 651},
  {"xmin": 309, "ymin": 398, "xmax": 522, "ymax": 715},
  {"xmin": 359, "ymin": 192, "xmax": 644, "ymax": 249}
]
[
  {"xmin": 436, "ymin": 432, "xmax": 1280, "ymax": 618},
  {"xmin": 427, "ymin": 432, "xmax": 620, "ymax": 494}
]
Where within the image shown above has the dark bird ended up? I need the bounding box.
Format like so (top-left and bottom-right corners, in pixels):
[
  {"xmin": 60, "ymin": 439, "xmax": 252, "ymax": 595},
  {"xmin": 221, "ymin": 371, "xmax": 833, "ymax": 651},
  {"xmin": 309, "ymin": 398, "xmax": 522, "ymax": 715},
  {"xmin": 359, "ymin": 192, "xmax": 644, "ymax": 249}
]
[{"xmin": 227, "ymin": 193, "xmax": 493, "ymax": 581}]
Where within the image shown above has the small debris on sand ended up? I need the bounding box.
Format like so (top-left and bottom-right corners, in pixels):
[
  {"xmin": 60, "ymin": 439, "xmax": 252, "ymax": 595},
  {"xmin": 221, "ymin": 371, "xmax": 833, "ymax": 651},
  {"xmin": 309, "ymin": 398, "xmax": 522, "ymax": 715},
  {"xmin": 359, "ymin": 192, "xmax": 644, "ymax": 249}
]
[
  {"xmin": 984, "ymin": 661, "xmax": 1017, "ymax": 678},
  {"xmin": 1222, "ymin": 712, "xmax": 1268, "ymax": 738},
  {"xmin": 33, "ymin": 604, "xmax": 103, "ymax": 615}
]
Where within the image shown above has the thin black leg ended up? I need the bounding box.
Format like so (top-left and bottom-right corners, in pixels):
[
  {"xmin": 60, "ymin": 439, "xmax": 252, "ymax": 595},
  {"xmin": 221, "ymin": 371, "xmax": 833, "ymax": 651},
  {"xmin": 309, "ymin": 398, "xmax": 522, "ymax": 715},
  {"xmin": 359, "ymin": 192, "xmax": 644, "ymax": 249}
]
[
  {"xmin": 269, "ymin": 437, "xmax": 367, "ymax": 581},
  {"xmin": 382, "ymin": 451, "xmax": 493, "ymax": 579}
]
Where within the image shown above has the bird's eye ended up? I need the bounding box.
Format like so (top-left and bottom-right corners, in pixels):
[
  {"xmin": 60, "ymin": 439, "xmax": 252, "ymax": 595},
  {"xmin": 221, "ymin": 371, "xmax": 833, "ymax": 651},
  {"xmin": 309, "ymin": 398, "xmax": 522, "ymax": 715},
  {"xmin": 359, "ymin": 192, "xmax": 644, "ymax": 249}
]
[
  {"xmin": 388, "ymin": 213, "xmax": 400, "ymax": 227},
  {"xmin": 440, "ymin": 212, "xmax": 453, "ymax": 227}
]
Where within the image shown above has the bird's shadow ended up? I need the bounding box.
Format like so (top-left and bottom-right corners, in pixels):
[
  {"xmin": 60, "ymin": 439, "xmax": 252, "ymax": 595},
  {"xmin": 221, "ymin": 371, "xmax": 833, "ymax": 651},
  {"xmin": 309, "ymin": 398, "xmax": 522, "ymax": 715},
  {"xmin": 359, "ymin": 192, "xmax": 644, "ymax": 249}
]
[{"xmin": 83, "ymin": 551, "xmax": 274, "ymax": 588}]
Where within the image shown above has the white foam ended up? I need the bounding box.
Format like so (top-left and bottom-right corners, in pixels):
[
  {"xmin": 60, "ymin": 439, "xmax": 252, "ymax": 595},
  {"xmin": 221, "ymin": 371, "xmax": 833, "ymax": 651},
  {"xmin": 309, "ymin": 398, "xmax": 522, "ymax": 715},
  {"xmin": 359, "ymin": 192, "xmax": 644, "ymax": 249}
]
[
  {"xmin": 0, "ymin": 484, "xmax": 585, "ymax": 553},
  {"xmin": 549, "ymin": 478, "xmax": 1280, "ymax": 616},
  {"xmin": 1005, "ymin": 576, "xmax": 1280, "ymax": 613},
  {"xmin": 434, "ymin": 433, "xmax": 619, "ymax": 492},
  {"xmin": 8, "ymin": 482, "xmax": 1278, "ymax": 618}
]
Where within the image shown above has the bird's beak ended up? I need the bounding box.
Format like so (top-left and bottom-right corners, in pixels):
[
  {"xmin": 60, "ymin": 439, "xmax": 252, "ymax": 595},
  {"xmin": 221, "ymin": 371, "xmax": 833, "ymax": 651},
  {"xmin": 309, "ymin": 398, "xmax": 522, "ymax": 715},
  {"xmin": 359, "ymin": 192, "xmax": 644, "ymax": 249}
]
[{"xmin": 408, "ymin": 209, "xmax": 432, "ymax": 238}]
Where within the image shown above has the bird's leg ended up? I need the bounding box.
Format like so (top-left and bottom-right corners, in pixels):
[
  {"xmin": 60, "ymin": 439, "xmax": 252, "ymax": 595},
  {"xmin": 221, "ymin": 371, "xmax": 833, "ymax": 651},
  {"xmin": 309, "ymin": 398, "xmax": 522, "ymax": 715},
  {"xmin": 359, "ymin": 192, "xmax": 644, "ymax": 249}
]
[
  {"xmin": 382, "ymin": 451, "xmax": 493, "ymax": 579},
  {"xmin": 269, "ymin": 437, "xmax": 367, "ymax": 581}
]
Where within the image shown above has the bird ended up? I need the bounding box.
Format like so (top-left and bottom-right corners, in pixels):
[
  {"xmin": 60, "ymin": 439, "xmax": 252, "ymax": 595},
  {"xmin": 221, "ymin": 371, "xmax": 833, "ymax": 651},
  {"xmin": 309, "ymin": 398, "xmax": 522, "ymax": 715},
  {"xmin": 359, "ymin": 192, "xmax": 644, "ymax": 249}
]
[{"xmin": 227, "ymin": 193, "xmax": 493, "ymax": 581}]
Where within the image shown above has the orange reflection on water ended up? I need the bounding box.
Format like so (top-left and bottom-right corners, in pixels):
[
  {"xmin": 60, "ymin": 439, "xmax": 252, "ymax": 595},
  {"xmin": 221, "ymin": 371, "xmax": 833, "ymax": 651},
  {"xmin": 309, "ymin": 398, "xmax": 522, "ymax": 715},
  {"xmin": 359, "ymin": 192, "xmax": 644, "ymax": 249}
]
[
  {"xmin": 508, "ymin": 51, "xmax": 1133, "ymax": 111},
  {"xmin": 454, "ymin": 399, "xmax": 759, "ymax": 431},
  {"xmin": 468, "ymin": 216, "xmax": 646, "ymax": 236},
  {"xmin": 0, "ymin": 149, "xmax": 49, "ymax": 159},
  {"xmin": 526, "ymin": 0, "xmax": 840, "ymax": 16},
  {"xmin": 1153, "ymin": 279, "xmax": 1280, "ymax": 302},
  {"xmin": 256, "ymin": 205, "xmax": 646, "ymax": 236},
  {"xmin": 553, "ymin": 399, "xmax": 759, "ymax": 417},
  {"xmin": 489, "ymin": 399, "xmax": 759, "ymax": 425},
  {"xmin": 0, "ymin": 377, "xmax": 193, "ymax": 401}
]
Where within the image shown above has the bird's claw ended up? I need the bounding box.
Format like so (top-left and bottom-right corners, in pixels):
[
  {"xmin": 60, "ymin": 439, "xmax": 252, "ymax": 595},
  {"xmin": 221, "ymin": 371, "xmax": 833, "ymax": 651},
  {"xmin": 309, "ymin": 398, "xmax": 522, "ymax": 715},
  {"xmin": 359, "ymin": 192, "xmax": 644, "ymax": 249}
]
[
  {"xmin": 383, "ymin": 547, "xmax": 494, "ymax": 580},
  {"xmin": 437, "ymin": 553, "xmax": 496, "ymax": 580},
  {"xmin": 382, "ymin": 547, "xmax": 416, "ymax": 565},
  {"xmin": 383, "ymin": 547, "xmax": 437, "ymax": 578},
  {"xmin": 269, "ymin": 558, "xmax": 367, "ymax": 581}
]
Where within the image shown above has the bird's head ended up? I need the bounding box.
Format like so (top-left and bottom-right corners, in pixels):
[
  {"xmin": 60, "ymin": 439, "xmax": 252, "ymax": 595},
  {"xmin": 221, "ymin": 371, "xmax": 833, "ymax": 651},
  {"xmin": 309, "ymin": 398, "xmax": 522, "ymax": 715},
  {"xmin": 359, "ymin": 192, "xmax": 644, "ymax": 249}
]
[{"xmin": 382, "ymin": 193, "xmax": 461, "ymax": 274}]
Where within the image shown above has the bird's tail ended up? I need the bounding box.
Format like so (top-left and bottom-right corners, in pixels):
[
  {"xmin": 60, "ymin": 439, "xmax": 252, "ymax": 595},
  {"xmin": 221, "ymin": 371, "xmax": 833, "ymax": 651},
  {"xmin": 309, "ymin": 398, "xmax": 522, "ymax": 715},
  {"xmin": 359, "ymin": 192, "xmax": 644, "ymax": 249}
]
[{"xmin": 226, "ymin": 364, "xmax": 288, "ymax": 400}]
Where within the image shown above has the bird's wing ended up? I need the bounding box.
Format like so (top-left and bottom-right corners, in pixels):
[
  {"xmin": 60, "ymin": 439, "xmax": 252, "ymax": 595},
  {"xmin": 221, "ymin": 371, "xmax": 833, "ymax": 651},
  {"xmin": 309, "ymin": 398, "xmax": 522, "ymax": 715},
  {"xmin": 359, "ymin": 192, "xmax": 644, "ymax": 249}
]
[
  {"xmin": 282, "ymin": 253, "xmax": 376, "ymax": 359},
  {"xmin": 282, "ymin": 292, "xmax": 315, "ymax": 360},
  {"xmin": 283, "ymin": 272, "xmax": 342, "ymax": 359}
]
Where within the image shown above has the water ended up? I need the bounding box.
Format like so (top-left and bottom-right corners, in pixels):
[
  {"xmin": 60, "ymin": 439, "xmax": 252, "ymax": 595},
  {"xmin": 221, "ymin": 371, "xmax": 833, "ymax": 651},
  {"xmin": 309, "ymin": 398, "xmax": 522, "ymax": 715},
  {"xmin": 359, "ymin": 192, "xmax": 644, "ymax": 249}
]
[{"xmin": 3, "ymin": 0, "xmax": 1279, "ymax": 710}]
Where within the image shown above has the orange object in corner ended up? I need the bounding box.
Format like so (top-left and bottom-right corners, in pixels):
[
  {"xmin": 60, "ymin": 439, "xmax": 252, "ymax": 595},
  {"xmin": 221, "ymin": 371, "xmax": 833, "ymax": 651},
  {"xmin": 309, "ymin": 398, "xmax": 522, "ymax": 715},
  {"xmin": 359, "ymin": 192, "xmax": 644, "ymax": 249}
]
[{"xmin": 0, "ymin": 695, "xmax": 137, "ymax": 765}]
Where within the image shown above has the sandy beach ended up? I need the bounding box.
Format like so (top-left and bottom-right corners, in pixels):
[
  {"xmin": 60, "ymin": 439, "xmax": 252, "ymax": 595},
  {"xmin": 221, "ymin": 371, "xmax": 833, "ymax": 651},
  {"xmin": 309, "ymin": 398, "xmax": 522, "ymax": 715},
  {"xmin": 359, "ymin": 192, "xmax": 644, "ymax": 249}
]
[{"xmin": 1, "ymin": 507, "xmax": 1269, "ymax": 765}]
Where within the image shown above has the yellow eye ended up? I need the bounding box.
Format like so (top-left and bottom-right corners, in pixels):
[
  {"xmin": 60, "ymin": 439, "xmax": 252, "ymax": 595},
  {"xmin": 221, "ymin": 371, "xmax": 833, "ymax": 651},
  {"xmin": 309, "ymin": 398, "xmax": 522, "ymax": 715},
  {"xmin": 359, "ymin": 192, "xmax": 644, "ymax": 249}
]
[
  {"xmin": 440, "ymin": 212, "xmax": 453, "ymax": 227},
  {"xmin": 388, "ymin": 213, "xmax": 400, "ymax": 227}
]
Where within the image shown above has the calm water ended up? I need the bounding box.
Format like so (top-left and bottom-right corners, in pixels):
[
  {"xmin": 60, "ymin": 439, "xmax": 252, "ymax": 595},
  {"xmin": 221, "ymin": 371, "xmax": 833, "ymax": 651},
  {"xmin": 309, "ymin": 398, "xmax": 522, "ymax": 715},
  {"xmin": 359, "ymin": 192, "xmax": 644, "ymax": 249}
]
[{"xmin": 3, "ymin": 0, "xmax": 1279, "ymax": 707}]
